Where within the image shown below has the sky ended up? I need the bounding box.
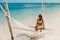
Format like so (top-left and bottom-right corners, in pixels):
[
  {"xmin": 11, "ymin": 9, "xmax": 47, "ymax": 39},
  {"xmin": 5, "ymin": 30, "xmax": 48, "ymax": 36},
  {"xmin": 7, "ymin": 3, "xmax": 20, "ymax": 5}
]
[{"xmin": 0, "ymin": 0, "xmax": 60, "ymax": 3}]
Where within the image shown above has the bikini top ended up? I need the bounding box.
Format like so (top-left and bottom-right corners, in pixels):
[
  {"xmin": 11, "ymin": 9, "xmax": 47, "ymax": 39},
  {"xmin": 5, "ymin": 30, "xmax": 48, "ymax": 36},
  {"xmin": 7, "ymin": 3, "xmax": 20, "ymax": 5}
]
[{"xmin": 37, "ymin": 20, "xmax": 43, "ymax": 25}]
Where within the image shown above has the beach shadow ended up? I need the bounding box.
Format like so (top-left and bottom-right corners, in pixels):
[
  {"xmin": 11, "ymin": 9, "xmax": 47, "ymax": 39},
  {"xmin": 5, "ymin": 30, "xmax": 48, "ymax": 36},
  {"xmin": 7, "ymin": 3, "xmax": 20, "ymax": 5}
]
[
  {"xmin": 36, "ymin": 34, "xmax": 45, "ymax": 40},
  {"xmin": 29, "ymin": 34, "xmax": 45, "ymax": 40},
  {"xmin": 15, "ymin": 33, "xmax": 31, "ymax": 38},
  {"xmin": 15, "ymin": 32, "xmax": 46, "ymax": 40}
]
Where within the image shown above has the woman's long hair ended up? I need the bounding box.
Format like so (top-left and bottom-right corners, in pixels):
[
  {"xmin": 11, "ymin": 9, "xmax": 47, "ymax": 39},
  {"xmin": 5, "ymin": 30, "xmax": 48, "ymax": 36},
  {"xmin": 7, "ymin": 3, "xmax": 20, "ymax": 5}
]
[{"xmin": 38, "ymin": 14, "xmax": 42, "ymax": 21}]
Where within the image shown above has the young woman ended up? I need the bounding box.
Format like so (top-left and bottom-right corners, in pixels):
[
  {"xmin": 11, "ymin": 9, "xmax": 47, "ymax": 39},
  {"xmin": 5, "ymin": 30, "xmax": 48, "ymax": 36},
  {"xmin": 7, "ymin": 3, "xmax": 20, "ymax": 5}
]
[{"xmin": 35, "ymin": 14, "xmax": 44, "ymax": 32}]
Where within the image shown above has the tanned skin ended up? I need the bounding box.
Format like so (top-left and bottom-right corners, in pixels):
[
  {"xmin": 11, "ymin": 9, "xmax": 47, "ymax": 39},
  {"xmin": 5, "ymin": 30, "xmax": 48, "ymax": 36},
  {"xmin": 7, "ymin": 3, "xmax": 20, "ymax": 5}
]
[{"xmin": 35, "ymin": 14, "xmax": 44, "ymax": 32}]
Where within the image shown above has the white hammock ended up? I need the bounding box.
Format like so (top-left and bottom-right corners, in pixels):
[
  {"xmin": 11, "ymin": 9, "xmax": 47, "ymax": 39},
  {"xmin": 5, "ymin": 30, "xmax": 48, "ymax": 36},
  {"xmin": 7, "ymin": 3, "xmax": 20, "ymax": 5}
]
[{"xmin": 9, "ymin": 17, "xmax": 35, "ymax": 32}]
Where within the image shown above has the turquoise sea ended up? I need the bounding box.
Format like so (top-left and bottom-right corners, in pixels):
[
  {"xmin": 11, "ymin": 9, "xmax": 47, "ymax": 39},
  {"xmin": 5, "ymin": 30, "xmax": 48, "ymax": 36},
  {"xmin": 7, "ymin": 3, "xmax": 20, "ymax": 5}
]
[{"xmin": 0, "ymin": 3, "xmax": 60, "ymax": 27}]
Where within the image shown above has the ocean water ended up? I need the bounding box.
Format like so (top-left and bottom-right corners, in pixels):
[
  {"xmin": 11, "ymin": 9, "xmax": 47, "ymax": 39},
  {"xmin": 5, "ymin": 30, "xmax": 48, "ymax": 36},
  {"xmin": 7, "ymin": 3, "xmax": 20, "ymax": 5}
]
[{"xmin": 0, "ymin": 3, "xmax": 60, "ymax": 26}]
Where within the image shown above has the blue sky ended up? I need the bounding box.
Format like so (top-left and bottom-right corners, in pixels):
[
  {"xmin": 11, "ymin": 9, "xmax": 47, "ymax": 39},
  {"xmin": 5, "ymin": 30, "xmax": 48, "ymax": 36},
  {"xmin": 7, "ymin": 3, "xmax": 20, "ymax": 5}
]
[{"xmin": 0, "ymin": 0, "xmax": 60, "ymax": 3}]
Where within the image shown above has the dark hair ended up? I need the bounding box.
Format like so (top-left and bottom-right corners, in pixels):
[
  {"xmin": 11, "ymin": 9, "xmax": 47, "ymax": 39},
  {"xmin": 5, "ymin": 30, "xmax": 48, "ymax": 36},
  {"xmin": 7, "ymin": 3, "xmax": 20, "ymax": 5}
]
[{"xmin": 38, "ymin": 14, "xmax": 42, "ymax": 20}]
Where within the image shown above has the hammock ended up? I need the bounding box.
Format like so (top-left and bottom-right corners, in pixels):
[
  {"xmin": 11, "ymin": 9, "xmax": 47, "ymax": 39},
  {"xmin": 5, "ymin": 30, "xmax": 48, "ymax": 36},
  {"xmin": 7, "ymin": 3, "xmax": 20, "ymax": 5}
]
[{"xmin": 9, "ymin": 17, "xmax": 35, "ymax": 32}]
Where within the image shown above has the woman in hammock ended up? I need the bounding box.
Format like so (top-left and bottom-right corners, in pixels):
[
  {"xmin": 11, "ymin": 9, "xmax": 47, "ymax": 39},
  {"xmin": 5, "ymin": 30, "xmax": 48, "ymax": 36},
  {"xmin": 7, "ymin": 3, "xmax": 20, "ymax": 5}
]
[{"xmin": 35, "ymin": 14, "xmax": 44, "ymax": 32}]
